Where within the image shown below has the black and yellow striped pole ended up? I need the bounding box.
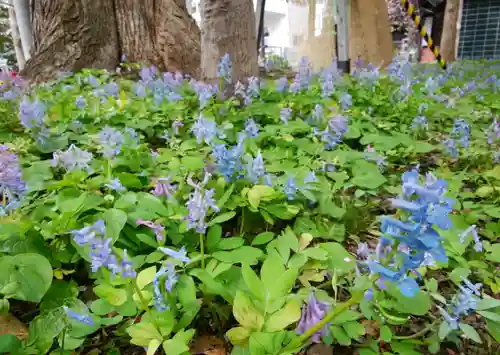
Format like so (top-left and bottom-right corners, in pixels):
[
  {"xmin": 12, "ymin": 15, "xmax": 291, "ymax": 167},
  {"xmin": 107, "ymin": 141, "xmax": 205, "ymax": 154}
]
[{"xmin": 400, "ymin": 0, "xmax": 447, "ymax": 70}]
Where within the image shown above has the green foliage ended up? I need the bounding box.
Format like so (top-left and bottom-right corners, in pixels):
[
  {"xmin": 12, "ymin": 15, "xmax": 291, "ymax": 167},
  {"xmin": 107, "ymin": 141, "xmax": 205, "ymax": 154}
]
[{"xmin": 1, "ymin": 59, "xmax": 500, "ymax": 354}]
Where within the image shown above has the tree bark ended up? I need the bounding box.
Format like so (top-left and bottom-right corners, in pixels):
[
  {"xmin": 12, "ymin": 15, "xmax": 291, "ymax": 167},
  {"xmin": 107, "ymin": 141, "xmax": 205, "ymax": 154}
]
[
  {"xmin": 12, "ymin": 0, "xmax": 32, "ymax": 60},
  {"xmin": 200, "ymin": 0, "xmax": 258, "ymax": 84},
  {"xmin": 349, "ymin": 0, "xmax": 393, "ymax": 68},
  {"xmin": 22, "ymin": 0, "xmax": 200, "ymax": 82},
  {"xmin": 440, "ymin": 0, "xmax": 460, "ymax": 62}
]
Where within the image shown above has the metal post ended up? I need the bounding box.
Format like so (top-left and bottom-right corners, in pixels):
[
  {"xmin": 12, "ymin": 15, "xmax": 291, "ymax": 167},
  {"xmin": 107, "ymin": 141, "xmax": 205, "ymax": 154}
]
[
  {"xmin": 336, "ymin": 0, "xmax": 350, "ymax": 73},
  {"xmin": 256, "ymin": 0, "xmax": 266, "ymax": 55}
]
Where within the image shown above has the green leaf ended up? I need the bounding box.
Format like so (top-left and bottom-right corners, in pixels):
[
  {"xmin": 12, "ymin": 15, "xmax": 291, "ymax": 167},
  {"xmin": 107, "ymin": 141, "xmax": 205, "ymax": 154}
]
[
  {"xmin": 261, "ymin": 251, "xmax": 285, "ymax": 290},
  {"xmin": 300, "ymin": 247, "xmax": 329, "ymax": 260},
  {"xmin": 438, "ymin": 321, "xmax": 452, "ymax": 340},
  {"xmin": 114, "ymin": 192, "xmax": 137, "ymax": 209},
  {"xmin": 206, "ymin": 224, "xmax": 222, "ymax": 252},
  {"xmin": 343, "ymin": 322, "xmax": 365, "ymax": 339},
  {"xmin": 0, "ymin": 253, "xmax": 53, "ymax": 302},
  {"xmin": 247, "ymin": 185, "xmax": 277, "ymax": 209},
  {"xmin": 90, "ymin": 299, "xmax": 115, "ymax": 315},
  {"xmin": 478, "ymin": 311, "xmax": 500, "ymax": 323},
  {"xmin": 212, "ymin": 247, "xmax": 264, "ymax": 266},
  {"xmin": 177, "ymin": 275, "xmax": 197, "ymax": 308},
  {"xmin": 208, "ymin": 211, "xmax": 237, "ymax": 226},
  {"xmin": 389, "ymin": 287, "xmax": 431, "ymax": 316},
  {"xmin": 103, "ymin": 208, "xmax": 128, "ymax": 242},
  {"xmin": 486, "ymin": 243, "xmax": 500, "ymax": 262},
  {"xmin": 136, "ymin": 266, "xmax": 156, "ymax": 290},
  {"xmin": 233, "ymin": 291, "xmax": 264, "ymax": 330},
  {"xmin": 242, "ymin": 265, "xmax": 265, "ymax": 301},
  {"xmin": 147, "ymin": 339, "xmax": 162, "ymax": 355},
  {"xmin": 0, "ymin": 334, "xmax": 23, "ymax": 353},
  {"xmin": 459, "ymin": 323, "xmax": 482, "ymax": 343},
  {"xmin": 476, "ymin": 297, "xmax": 500, "ymax": 310},
  {"xmin": 226, "ymin": 327, "xmax": 251, "ymax": 346},
  {"xmin": 217, "ymin": 237, "xmax": 245, "ymax": 250},
  {"xmin": 331, "ymin": 310, "xmax": 361, "ymax": 325},
  {"xmin": 320, "ymin": 243, "xmax": 355, "ymax": 272},
  {"xmin": 94, "ymin": 285, "xmax": 127, "ymax": 306},
  {"xmin": 265, "ymin": 300, "xmax": 301, "ymax": 332},
  {"xmin": 331, "ymin": 325, "xmax": 351, "ymax": 345},
  {"xmin": 251, "ymin": 232, "xmax": 275, "ymax": 246},
  {"xmin": 127, "ymin": 322, "xmax": 162, "ymax": 347},
  {"xmin": 379, "ymin": 325, "xmax": 392, "ymax": 342},
  {"xmin": 181, "ymin": 156, "xmax": 205, "ymax": 171},
  {"xmin": 190, "ymin": 269, "xmax": 233, "ymax": 303},
  {"xmin": 350, "ymin": 160, "xmax": 387, "ymax": 189},
  {"xmin": 263, "ymin": 204, "xmax": 300, "ymax": 220}
]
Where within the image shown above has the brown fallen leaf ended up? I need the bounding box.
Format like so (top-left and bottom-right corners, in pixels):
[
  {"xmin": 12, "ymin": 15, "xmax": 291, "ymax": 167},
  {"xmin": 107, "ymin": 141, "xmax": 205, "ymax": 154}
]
[
  {"xmin": 0, "ymin": 314, "xmax": 28, "ymax": 340},
  {"xmin": 190, "ymin": 335, "xmax": 227, "ymax": 355}
]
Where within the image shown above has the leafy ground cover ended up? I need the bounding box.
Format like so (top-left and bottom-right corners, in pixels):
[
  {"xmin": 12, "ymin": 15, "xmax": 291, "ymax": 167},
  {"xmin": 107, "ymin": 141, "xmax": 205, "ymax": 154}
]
[{"xmin": 0, "ymin": 57, "xmax": 500, "ymax": 355}]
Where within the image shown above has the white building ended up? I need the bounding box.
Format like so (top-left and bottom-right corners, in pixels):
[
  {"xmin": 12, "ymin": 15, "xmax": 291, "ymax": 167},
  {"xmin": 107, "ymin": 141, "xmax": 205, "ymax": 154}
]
[{"xmin": 186, "ymin": 0, "xmax": 336, "ymax": 69}]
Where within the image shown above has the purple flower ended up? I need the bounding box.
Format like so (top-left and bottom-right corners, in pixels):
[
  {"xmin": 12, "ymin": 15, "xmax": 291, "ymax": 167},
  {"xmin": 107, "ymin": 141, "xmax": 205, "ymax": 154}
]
[
  {"xmin": 72, "ymin": 220, "xmax": 106, "ymax": 246},
  {"xmin": 103, "ymin": 82, "xmax": 119, "ymax": 97},
  {"xmin": 63, "ymin": 306, "xmax": 94, "ymax": 326},
  {"xmin": 120, "ymin": 250, "xmax": 136, "ymax": 278},
  {"xmin": 19, "ymin": 96, "xmax": 45, "ymax": 129},
  {"xmin": 339, "ymin": 92, "xmax": 352, "ymax": 110},
  {"xmin": 152, "ymin": 177, "xmax": 177, "ymax": 198},
  {"xmin": 296, "ymin": 293, "xmax": 330, "ymax": 343},
  {"xmin": 411, "ymin": 116, "xmax": 428, "ymax": 130},
  {"xmin": 0, "ymin": 146, "xmax": 26, "ymax": 199},
  {"xmin": 140, "ymin": 66, "xmax": 157, "ymax": 82},
  {"xmin": 99, "ymin": 126, "xmax": 124, "ymax": 158},
  {"xmin": 52, "ymin": 144, "xmax": 93, "ymax": 172},
  {"xmin": 310, "ymin": 104, "xmax": 323, "ymax": 125},
  {"xmin": 158, "ymin": 246, "xmax": 191, "ymax": 263},
  {"xmin": 137, "ymin": 219, "xmax": 165, "ymax": 242},
  {"xmin": 364, "ymin": 288, "xmax": 374, "ymax": 301},
  {"xmin": 185, "ymin": 174, "xmax": 219, "ymax": 233}
]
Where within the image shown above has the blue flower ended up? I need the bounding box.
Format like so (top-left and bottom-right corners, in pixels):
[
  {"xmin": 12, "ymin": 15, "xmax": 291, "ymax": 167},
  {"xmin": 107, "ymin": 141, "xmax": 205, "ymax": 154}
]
[
  {"xmin": 191, "ymin": 115, "xmax": 218, "ymax": 145},
  {"xmin": 443, "ymin": 138, "xmax": 458, "ymax": 158},
  {"xmin": 280, "ymin": 108, "xmax": 292, "ymax": 125},
  {"xmin": 339, "ymin": 92, "xmax": 352, "ymax": 110},
  {"xmin": 99, "ymin": 126, "xmax": 124, "ymax": 158},
  {"xmin": 19, "ymin": 96, "xmax": 45, "ymax": 129},
  {"xmin": 275, "ymin": 77, "xmax": 288, "ymax": 92},
  {"xmin": 139, "ymin": 66, "xmax": 157, "ymax": 82},
  {"xmin": 172, "ymin": 120, "xmax": 184, "ymax": 135},
  {"xmin": 452, "ymin": 118, "xmax": 470, "ymax": 148},
  {"xmin": 103, "ymin": 82, "xmax": 119, "ymax": 97},
  {"xmin": 297, "ymin": 57, "xmax": 312, "ymax": 90},
  {"xmin": 367, "ymin": 261, "xmax": 419, "ymax": 297},
  {"xmin": 245, "ymin": 119, "xmax": 259, "ymax": 138},
  {"xmin": 459, "ymin": 225, "xmax": 483, "ymax": 252},
  {"xmin": 75, "ymin": 96, "xmax": 86, "ymax": 110},
  {"xmin": 246, "ymin": 77, "xmax": 260, "ymax": 100},
  {"xmin": 158, "ymin": 246, "xmax": 191, "ymax": 263},
  {"xmin": 217, "ymin": 54, "xmax": 232, "ymax": 83},
  {"xmin": 134, "ymin": 82, "xmax": 147, "ymax": 98},
  {"xmin": 63, "ymin": 306, "xmax": 94, "ymax": 326},
  {"xmin": 320, "ymin": 115, "xmax": 349, "ymax": 150},
  {"xmin": 438, "ymin": 278, "xmax": 483, "ymax": 329},
  {"xmin": 52, "ymin": 144, "xmax": 93, "ymax": 172},
  {"xmin": 212, "ymin": 138, "xmax": 245, "ymax": 181},
  {"xmin": 411, "ymin": 116, "xmax": 428, "ymax": 130},
  {"xmin": 71, "ymin": 220, "xmax": 134, "ymax": 278},
  {"xmin": 284, "ymin": 177, "xmax": 298, "ymax": 200},
  {"xmin": 105, "ymin": 178, "xmax": 126, "ymax": 192},
  {"xmin": 185, "ymin": 174, "xmax": 220, "ymax": 233},
  {"xmin": 310, "ymin": 104, "xmax": 323, "ymax": 125},
  {"xmin": 152, "ymin": 266, "xmax": 169, "ymax": 311},
  {"xmin": 245, "ymin": 151, "xmax": 268, "ymax": 184},
  {"xmin": 164, "ymin": 262, "xmax": 178, "ymax": 292}
]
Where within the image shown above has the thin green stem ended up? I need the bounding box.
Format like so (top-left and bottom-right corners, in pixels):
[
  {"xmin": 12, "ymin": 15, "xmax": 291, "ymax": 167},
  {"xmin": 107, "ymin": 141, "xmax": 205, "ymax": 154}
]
[
  {"xmin": 133, "ymin": 279, "xmax": 150, "ymax": 314},
  {"xmin": 106, "ymin": 159, "xmax": 112, "ymax": 181},
  {"xmin": 383, "ymin": 240, "xmax": 400, "ymax": 266},
  {"xmin": 60, "ymin": 326, "xmax": 66, "ymax": 353},
  {"xmin": 392, "ymin": 320, "xmax": 438, "ymax": 340},
  {"xmin": 200, "ymin": 233, "xmax": 205, "ymax": 269},
  {"xmin": 284, "ymin": 295, "xmax": 362, "ymax": 351}
]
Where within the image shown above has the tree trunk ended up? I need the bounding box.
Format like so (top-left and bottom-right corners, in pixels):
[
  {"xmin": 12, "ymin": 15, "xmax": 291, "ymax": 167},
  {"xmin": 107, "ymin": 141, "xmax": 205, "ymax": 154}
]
[
  {"xmin": 200, "ymin": 0, "xmax": 258, "ymax": 84},
  {"xmin": 12, "ymin": 0, "xmax": 32, "ymax": 60},
  {"xmin": 8, "ymin": 6, "xmax": 25, "ymax": 70},
  {"xmin": 440, "ymin": 0, "xmax": 460, "ymax": 62},
  {"xmin": 350, "ymin": 0, "xmax": 393, "ymax": 68},
  {"xmin": 22, "ymin": 0, "xmax": 200, "ymax": 82}
]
